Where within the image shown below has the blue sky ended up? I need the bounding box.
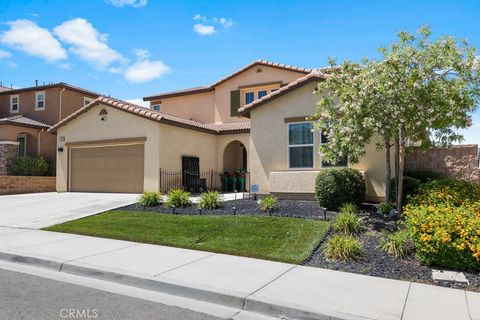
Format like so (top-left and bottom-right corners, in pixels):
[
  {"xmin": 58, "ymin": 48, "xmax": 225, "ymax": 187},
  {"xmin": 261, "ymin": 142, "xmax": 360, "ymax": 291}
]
[{"xmin": 0, "ymin": 0, "xmax": 479, "ymax": 143}]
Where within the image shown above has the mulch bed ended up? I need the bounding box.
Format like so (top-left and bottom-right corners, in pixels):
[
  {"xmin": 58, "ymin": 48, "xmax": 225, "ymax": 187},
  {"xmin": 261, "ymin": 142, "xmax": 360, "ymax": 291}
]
[
  {"xmin": 117, "ymin": 198, "xmax": 335, "ymax": 220},
  {"xmin": 305, "ymin": 212, "xmax": 480, "ymax": 292}
]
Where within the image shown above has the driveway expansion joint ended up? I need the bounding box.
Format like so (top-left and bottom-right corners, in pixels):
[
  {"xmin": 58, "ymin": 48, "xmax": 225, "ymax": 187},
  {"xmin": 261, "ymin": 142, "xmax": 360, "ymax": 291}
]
[
  {"xmin": 400, "ymin": 282, "xmax": 412, "ymax": 320},
  {"xmin": 153, "ymin": 252, "xmax": 218, "ymax": 277}
]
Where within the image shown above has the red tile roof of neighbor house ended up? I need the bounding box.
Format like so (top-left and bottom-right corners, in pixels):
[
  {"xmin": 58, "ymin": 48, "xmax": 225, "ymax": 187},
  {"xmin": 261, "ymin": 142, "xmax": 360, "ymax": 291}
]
[
  {"xmin": 238, "ymin": 69, "xmax": 327, "ymax": 115},
  {"xmin": 0, "ymin": 82, "xmax": 102, "ymax": 97},
  {"xmin": 48, "ymin": 96, "xmax": 250, "ymax": 135},
  {"xmin": 143, "ymin": 60, "xmax": 313, "ymax": 101},
  {"xmin": 0, "ymin": 115, "xmax": 51, "ymax": 129}
]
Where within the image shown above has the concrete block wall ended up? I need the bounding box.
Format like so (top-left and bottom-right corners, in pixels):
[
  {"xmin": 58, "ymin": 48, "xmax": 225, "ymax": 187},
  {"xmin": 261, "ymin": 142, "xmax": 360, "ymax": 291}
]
[
  {"xmin": 0, "ymin": 142, "xmax": 19, "ymax": 175},
  {"xmin": 0, "ymin": 176, "xmax": 56, "ymax": 195},
  {"xmin": 405, "ymin": 144, "xmax": 480, "ymax": 182}
]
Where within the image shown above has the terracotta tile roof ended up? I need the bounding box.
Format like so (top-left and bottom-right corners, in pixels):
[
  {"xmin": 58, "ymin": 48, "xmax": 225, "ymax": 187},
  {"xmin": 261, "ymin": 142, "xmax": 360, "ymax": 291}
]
[
  {"xmin": 0, "ymin": 115, "xmax": 51, "ymax": 129},
  {"xmin": 143, "ymin": 60, "xmax": 312, "ymax": 101},
  {"xmin": 48, "ymin": 96, "xmax": 249, "ymax": 135},
  {"xmin": 238, "ymin": 70, "xmax": 327, "ymax": 115},
  {"xmin": 0, "ymin": 82, "xmax": 102, "ymax": 97}
]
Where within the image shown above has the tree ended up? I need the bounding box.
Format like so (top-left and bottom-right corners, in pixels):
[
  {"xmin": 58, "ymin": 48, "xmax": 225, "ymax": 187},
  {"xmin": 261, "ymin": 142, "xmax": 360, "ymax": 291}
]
[{"xmin": 311, "ymin": 25, "xmax": 480, "ymax": 213}]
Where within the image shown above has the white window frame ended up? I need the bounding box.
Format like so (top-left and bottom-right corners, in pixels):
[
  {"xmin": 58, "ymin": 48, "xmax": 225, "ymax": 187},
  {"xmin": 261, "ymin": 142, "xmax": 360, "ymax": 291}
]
[
  {"xmin": 257, "ymin": 90, "xmax": 268, "ymax": 99},
  {"xmin": 35, "ymin": 91, "xmax": 45, "ymax": 110},
  {"xmin": 17, "ymin": 133, "xmax": 27, "ymax": 157},
  {"xmin": 83, "ymin": 96, "xmax": 93, "ymax": 106},
  {"xmin": 152, "ymin": 104, "xmax": 161, "ymax": 111},
  {"xmin": 10, "ymin": 94, "xmax": 19, "ymax": 113},
  {"xmin": 287, "ymin": 121, "xmax": 315, "ymax": 170}
]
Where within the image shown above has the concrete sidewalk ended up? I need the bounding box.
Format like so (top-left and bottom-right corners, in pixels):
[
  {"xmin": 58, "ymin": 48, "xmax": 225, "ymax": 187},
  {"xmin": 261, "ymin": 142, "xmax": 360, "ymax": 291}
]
[{"xmin": 0, "ymin": 226, "xmax": 478, "ymax": 320}]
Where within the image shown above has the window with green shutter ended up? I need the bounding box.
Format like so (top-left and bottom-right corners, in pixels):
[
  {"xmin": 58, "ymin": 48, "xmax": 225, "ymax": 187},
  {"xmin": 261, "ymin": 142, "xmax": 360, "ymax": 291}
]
[{"xmin": 230, "ymin": 90, "xmax": 240, "ymax": 117}]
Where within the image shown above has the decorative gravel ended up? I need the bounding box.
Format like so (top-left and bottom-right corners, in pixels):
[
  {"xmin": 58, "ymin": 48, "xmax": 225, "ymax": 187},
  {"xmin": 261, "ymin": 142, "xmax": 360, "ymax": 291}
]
[
  {"xmin": 305, "ymin": 213, "xmax": 480, "ymax": 292},
  {"xmin": 117, "ymin": 198, "xmax": 335, "ymax": 220}
]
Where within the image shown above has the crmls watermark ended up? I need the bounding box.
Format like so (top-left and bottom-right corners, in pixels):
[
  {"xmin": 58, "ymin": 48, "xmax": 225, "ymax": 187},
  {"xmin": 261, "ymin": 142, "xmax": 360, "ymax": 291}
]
[{"xmin": 59, "ymin": 308, "xmax": 98, "ymax": 319}]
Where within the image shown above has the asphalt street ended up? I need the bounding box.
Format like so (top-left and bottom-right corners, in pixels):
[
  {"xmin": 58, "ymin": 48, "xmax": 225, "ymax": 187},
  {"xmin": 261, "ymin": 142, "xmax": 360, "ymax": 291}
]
[{"xmin": 0, "ymin": 268, "xmax": 223, "ymax": 320}]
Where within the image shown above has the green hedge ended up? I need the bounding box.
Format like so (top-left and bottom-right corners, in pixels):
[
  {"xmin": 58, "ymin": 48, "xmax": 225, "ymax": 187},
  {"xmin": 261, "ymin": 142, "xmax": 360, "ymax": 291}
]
[
  {"xmin": 13, "ymin": 156, "xmax": 54, "ymax": 176},
  {"xmin": 315, "ymin": 168, "xmax": 365, "ymax": 210}
]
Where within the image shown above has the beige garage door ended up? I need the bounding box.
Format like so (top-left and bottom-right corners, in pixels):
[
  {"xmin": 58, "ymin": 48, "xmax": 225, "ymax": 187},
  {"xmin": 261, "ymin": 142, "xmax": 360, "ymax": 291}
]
[{"xmin": 70, "ymin": 143, "xmax": 144, "ymax": 193}]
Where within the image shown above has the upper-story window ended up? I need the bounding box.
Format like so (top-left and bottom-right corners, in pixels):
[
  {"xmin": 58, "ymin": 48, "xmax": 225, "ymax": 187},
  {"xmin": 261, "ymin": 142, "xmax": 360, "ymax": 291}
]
[
  {"xmin": 10, "ymin": 95, "xmax": 19, "ymax": 113},
  {"xmin": 35, "ymin": 91, "xmax": 45, "ymax": 110},
  {"xmin": 245, "ymin": 92, "xmax": 255, "ymax": 105},
  {"xmin": 152, "ymin": 104, "xmax": 161, "ymax": 111},
  {"xmin": 288, "ymin": 122, "xmax": 314, "ymax": 169},
  {"xmin": 84, "ymin": 97, "xmax": 93, "ymax": 106},
  {"xmin": 258, "ymin": 90, "xmax": 268, "ymax": 99}
]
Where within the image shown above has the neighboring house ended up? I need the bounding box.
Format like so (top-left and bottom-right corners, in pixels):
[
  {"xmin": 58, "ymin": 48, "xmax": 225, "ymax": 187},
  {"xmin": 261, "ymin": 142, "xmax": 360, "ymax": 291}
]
[
  {"xmin": 0, "ymin": 83, "xmax": 100, "ymax": 175},
  {"xmin": 49, "ymin": 60, "xmax": 387, "ymax": 201}
]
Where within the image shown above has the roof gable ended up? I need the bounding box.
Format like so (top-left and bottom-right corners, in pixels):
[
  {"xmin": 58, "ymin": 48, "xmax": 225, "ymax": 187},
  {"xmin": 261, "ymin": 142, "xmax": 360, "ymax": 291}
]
[{"xmin": 143, "ymin": 60, "xmax": 312, "ymax": 101}]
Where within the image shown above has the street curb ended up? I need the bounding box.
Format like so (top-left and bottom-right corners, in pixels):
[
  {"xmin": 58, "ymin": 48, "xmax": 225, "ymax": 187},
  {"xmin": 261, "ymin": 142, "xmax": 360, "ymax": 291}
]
[{"xmin": 0, "ymin": 250, "xmax": 369, "ymax": 320}]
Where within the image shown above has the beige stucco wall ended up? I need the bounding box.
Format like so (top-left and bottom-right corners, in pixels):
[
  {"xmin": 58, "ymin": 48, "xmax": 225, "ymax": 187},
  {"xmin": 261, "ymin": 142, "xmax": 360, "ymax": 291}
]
[
  {"xmin": 214, "ymin": 66, "xmax": 307, "ymax": 123},
  {"xmin": 56, "ymin": 104, "xmax": 161, "ymax": 192},
  {"xmin": 249, "ymin": 81, "xmax": 389, "ymax": 201},
  {"xmin": 150, "ymin": 91, "xmax": 215, "ymax": 123},
  {"xmin": 56, "ymin": 103, "xmax": 251, "ymax": 193}
]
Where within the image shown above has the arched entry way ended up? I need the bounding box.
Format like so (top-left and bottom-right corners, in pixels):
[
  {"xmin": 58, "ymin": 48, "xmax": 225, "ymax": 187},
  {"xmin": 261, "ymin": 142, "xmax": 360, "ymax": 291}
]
[{"xmin": 223, "ymin": 140, "xmax": 247, "ymax": 174}]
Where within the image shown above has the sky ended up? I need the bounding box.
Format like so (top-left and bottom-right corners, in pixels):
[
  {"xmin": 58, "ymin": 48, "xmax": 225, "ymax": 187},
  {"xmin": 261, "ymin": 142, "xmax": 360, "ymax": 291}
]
[{"xmin": 0, "ymin": 0, "xmax": 479, "ymax": 143}]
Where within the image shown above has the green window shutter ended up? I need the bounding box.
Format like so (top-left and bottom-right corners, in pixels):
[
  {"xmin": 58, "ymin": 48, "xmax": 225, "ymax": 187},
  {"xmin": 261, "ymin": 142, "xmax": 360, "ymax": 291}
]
[{"xmin": 230, "ymin": 90, "xmax": 240, "ymax": 117}]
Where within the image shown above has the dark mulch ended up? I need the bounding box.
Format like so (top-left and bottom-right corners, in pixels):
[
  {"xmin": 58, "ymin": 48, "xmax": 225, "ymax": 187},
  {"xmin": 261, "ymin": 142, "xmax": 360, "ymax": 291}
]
[
  {"xmin": 117, "ymin": 198, "xmax": 335, "ymax": 220},
  {"xmin": 305, "ymin": 213, "xmax": 480, "ymax": 292}
]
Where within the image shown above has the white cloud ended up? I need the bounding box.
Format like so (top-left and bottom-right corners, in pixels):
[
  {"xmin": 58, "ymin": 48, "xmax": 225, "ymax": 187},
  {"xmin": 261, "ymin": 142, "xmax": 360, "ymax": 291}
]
[
  {"xmin": 0, "ymin": 49, "xmax": 11, "ymax": 59},
  {"xmin": 0, "ymin": 19, "xmax": 67, "ymax": 62},
  {"xmin": 193, "ymin": 14, "xmax": 206, "ymax": 21},
  {"xmin": 193, "ymin": 23, "xmax": 216, "ymax": 36},
  {"xmin": 134, "ymin": 48, "xmax": 149, "ymax": 59},
  {"xmin": 54, "ymin": 18, "xmax": 125, "ymax": 69},
  {"xmin": 124, "ymin": 59, "xmax": 170, "ymax": 83},
  {"xmin": 214, "ymin": 17, "xmax": 233, "ymax": 28},
  {"xmin": 106, "ymin": 0, "xmax": 147, "ymax": 7},
  {"xmin": 125, "ymin": 98, "xmax": 150, "ymax": 108}
]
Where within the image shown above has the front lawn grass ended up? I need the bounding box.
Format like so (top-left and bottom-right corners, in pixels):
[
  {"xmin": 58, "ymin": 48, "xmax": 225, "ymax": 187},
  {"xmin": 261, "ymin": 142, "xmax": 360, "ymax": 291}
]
[{"xmin": 44, "ymin": 211, "xmax": 329, "ymax": 264}]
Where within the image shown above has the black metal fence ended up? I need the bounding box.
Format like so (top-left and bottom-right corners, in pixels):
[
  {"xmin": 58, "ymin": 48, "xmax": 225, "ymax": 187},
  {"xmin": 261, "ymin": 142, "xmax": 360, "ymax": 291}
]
[{"xmin": 159, "ymin": 169, "xmax": 250, "ymax": 194}]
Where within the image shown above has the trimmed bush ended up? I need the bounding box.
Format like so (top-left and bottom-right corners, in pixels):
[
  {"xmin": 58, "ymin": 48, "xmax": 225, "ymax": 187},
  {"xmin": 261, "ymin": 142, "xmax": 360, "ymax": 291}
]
[
  {"xmin": 138, "ymin": 191, "xmax": 162, "ymax": 207},
  {"xmin": 259, "ymin": 195, "xmax": 280, "ymax": 213},
  {"xmin": 333, "ymin": 207, "xmax": 363, "ymax": 235},
  {"xmin": 378, "ymin": 230, "xmax": 413, "ymax": 259},
  {"xmin": 164, "ymin": 189, "xmax": 192, "ymax": 208},
  {"xmin": 315, "ymin": 168, "xmax": 365, "ymax": 210},
  {"xmin": 198, "ymin": 191, "xmax": 222, "ymax": 210},
  {"xmin": 323, "ymin": 235, "xmax": 364, "ymax": 262},
  {"xmin": 13, "ymin": 156, "xmax": 50, "ymax": 176},
  {"xmin": 389, "ymin": 176, "xmax": 422, "ymax": 204}
]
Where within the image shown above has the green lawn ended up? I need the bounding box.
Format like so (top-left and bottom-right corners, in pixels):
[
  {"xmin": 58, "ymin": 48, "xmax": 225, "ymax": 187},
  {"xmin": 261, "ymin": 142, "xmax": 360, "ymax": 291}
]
[{"xmin": 44, "ymin": 211, "xmax": 329, "ymax": 264}]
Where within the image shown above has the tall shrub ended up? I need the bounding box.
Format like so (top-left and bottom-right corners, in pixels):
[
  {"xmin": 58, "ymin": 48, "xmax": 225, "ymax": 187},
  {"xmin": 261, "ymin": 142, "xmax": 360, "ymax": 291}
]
[{"xmin": 13, "ymin": 156, "xmax": 50, "ymax": 176}]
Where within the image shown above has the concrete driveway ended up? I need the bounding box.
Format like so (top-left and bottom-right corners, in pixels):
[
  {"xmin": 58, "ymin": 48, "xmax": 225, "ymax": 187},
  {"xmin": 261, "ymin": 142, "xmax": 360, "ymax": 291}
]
[{"xmin": 0, "ymin": 192, "xmax": 139, "ymax": 229}]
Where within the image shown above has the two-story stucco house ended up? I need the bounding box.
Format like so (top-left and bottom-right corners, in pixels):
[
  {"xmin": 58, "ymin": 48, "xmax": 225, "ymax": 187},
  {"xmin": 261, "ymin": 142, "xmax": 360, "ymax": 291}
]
[
  {"xmin": 0, "ymin": 82, "xmax": 100, "ymax": 174},
  {"xmin": 49, "ymin": 60, "xmax": 388, "ymax": 201}
]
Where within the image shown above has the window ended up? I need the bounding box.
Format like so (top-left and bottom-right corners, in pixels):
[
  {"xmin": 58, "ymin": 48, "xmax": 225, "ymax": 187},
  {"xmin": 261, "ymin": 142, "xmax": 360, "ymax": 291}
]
[
  {"xmin": 35, "ymin": 91, "xmax": 45, "ymax": 110},
  {"xmin": 10, "ymin": 95, "xmax": 19, "ymax": 113},
  {"xmin": 320, "ymin": 132, "xmax": 348, "ymax": 167},
  {"xmin": 258, "ymin": 90, "xmax": 268, "ymax": 99},
  {"xmin": 245, "ymin": 92, "xmax": 254, "ymax": 104},
  {"xmin": 288, "ymin": 122, "xmax": 314, "ymax": 168},
  {"xmin": 83, "ymin": 97, "xmax": 93, "ymax": 106},
  {"xmin": 17, "ymin": 134, "xmax": 26, "ymax": 157},
  {"xmin": 152, "ymin": 104, "xmax": 161, "ymax": 111}
]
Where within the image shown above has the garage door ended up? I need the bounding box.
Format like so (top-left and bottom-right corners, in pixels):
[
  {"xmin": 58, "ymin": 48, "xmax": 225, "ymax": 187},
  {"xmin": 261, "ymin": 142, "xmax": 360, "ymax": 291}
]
[{"xmin": 70, "ymin": 143, "xmax": 144, "ymax": 193}]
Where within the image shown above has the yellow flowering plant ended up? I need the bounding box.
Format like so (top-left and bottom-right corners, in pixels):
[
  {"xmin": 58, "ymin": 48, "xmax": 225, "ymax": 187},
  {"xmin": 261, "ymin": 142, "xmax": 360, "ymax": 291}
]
[{"xmin": 404, "ymin": 179, "xmax": 480, "ymax": 271}]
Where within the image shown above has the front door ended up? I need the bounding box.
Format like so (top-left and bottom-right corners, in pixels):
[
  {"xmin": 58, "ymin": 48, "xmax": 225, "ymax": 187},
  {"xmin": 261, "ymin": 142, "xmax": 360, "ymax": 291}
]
[
  {"xmin": 17, "ymin": 134, "xmax": 26, "ymax": 157},
  {"xmin": 182, "ymin": 156, "xmax": 200, "ymax": 192}
]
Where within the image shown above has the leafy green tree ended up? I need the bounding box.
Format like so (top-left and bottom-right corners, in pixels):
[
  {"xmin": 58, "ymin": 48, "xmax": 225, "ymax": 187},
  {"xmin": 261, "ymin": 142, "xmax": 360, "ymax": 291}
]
[{"xmin": 311, "ymin": 25, "xmax": 480, "ymax": 213}]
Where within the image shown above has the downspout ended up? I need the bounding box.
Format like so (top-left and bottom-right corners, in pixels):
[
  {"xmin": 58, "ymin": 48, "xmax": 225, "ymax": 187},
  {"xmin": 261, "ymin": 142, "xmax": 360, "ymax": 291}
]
[{"xmin": 59, "ymin": 87, "xmax": 66, "ymax": 122}]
